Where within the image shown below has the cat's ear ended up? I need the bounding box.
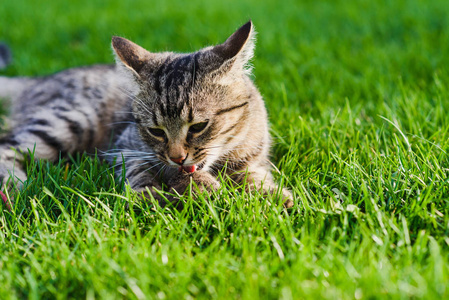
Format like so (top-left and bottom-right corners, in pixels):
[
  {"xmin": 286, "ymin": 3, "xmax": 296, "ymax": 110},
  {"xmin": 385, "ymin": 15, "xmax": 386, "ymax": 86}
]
[
  {"xmin": 112, "ymin": 36, "xmax": 154, "ymax": 77},
  {"xmin": 211, "ymin": 20, "xmax": 255, "ymax": 73}
]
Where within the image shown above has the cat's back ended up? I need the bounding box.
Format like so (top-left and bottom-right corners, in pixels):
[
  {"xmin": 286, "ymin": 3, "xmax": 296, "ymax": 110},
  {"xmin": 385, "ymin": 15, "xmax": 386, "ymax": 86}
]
[
  {"xmin": 11, "ymin": 64, "xmax": 124, "ymax": 113},
  {"xmin": 3, "ymin": 64, "xmax": 135, "ymax": 151}
]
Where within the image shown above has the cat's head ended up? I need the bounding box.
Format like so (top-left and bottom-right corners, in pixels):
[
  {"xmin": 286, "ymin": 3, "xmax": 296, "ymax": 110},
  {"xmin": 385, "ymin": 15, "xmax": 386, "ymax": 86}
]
[{"xmin": 112, "ymin": 21, "xmax": 257, "ymax": 172}]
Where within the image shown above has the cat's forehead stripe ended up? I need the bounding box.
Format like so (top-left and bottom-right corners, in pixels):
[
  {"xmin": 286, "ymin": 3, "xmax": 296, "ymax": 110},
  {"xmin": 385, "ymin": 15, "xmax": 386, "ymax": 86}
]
[
  {"xmin": 153, "ymin": 53, "xmax": 202, "ymax": 119},
  {"xmin": 163, "ymin": 54, "xmax": 196, "ymax": 90},
  {"xmin": 158, "ymin": 54, "xmax": 198, "ymax": 92}
]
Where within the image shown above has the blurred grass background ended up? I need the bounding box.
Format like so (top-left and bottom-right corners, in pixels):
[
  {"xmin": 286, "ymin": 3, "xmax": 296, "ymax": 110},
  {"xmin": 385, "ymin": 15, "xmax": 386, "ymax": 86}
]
[{"xmin": 1, "ymin": 0, "xmax": 449, "ymax": 299}]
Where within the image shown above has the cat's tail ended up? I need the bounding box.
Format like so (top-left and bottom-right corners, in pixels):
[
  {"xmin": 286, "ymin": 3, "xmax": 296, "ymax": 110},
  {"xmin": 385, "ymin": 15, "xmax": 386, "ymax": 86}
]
[{"xmin": 0, "ymin": 43, "xmax": 37, "ymax": 101}]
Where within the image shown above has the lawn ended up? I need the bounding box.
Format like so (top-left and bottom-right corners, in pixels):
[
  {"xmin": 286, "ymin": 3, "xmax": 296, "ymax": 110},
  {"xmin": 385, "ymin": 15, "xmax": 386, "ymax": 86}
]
[{"xmin": 1, "ymin": 0, "xmax": 449, "ymax": 299}]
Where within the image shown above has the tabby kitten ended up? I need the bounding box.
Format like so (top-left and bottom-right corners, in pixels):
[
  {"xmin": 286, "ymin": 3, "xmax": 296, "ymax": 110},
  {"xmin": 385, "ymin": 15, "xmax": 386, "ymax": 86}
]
[{"xmin": 0, "ymin": 21, "xmax": 293, "ymax": 207}]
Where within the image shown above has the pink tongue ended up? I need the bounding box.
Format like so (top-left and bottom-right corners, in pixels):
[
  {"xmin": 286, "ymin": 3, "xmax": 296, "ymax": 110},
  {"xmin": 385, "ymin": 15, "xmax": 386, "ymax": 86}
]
[{"xmin": 182, "ymin": 165, "xmax": 196, "ymax": 173}]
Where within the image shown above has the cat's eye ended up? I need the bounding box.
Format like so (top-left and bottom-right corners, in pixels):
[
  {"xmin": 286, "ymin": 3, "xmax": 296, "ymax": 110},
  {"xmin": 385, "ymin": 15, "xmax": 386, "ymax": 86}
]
[
  {"xmin": 189, "ymin": 121, "xmax": 208, "ymax": 134},
  {"xmin": 148, "ymin": 128, "xmax": 166, "ymax": 138}
]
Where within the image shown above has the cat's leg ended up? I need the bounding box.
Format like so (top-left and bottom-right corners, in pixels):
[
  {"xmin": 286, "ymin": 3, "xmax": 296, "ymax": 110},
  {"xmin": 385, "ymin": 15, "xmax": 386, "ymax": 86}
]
[
  {"xmin": 167, "ymin": 167, "xmax": 293, "ymax": 208},
  {"xmin": 234, "ymin": 165, "xmax": 294, "ymax": 208},
  {"xmin": 121, "ymin": 160, "xmax": 164, "ymax": 202},
  {"xmin": 115, "ymin": 161, "xmax": 221, "ymax": 207},
  {"xmin": 166, "ymin": 170, "xmax": 221, "ymax": 196},
  {"xmin": 160, "ymin": 170, "xmax": 220, "ymax": 208}
]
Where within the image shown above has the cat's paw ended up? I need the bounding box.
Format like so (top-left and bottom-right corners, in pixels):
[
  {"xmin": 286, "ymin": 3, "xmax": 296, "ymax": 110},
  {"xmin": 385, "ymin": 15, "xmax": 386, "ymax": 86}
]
[
  {"xmin": 168, "ymin": 170, "xmax": 220, "ymax": 196},
  {"xmin": 135, "ymin": 186, "xmax": 163, "ymax": 202}
]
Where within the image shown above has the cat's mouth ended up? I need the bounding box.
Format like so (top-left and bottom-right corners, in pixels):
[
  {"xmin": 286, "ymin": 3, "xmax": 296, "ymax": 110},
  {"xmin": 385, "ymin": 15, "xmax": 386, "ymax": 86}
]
[
  {"xmin": 177, "ymin": 161, "xmax": 206, "ymax": 173},
  {"xmin": 179, "ymin": 165, "xmax": 196, "ymax": 173}
]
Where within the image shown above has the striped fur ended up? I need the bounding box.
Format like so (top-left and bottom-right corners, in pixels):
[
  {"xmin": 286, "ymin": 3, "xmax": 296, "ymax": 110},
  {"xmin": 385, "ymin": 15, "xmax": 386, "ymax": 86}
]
[{"xmin": 0, "ymin": 21, "xmax": 293, "ymax": 207}]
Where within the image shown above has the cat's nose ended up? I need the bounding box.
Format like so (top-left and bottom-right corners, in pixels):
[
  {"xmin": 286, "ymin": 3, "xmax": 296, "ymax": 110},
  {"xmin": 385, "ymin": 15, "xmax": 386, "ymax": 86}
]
[{"xmin": 170, "ymin": 155, "xmax": 186, "ymax": 165}]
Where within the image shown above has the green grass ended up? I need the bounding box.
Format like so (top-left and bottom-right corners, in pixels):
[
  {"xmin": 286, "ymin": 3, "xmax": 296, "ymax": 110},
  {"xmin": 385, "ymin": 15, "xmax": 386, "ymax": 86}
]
[{"xmin": 1, "ymin": 0, "xmax": 449, "ymax": 298}]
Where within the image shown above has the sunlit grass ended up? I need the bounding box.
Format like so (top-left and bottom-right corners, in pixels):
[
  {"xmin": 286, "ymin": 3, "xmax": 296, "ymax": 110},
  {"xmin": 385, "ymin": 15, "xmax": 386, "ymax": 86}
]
[{"xmin": 1, "ymin": 0, "xmax": 449, "ymax": 298}]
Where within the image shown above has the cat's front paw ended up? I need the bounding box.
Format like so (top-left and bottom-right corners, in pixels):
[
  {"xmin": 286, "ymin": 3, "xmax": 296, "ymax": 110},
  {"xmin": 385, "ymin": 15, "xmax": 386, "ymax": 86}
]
[{"xmin": 168, "ymin": 170, "xmax": 220, "ymax": 197}]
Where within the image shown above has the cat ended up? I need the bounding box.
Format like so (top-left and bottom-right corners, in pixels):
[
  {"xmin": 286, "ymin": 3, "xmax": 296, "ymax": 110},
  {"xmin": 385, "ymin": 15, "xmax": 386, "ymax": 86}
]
[{"xmin": 0, "ymin": 21, "xmax": 293, "ymax": 208}]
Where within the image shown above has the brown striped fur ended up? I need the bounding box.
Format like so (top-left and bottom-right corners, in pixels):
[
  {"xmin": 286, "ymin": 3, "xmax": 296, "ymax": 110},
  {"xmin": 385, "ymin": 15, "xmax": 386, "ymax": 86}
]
[{"xmin": 0, "ymin": 21, "xmax": 293, "ymax": 207}]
